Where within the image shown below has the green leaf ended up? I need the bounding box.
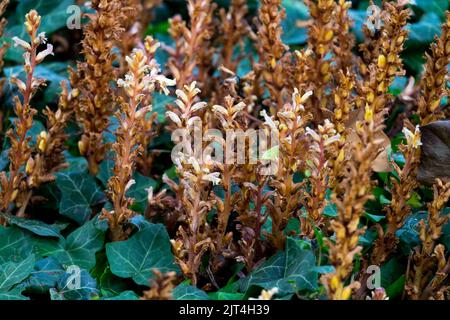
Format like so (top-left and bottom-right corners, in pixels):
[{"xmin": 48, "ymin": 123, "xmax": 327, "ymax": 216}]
[
  {"xmin": 386, "ymin": 275, "xmax": 405, "ymax": 299},
  {"xmin": 0, "ymin": 255, "xmax": 35, "ymax": 292},
  {"xmin": 281, "ymin": 0, "xmax": 309, "ymax": 45},
  {"xmin": 153, "ymin": 92, "xmax": 176, "ymax": 122},
  {"xmin": 4, "ymin": 63, "xmax": 68, "ymax": 102},
  {"xmin": 407, "ymin": 13, "xmax": 442, "ymax": 47},
  {"xmin": 51, "ymin": 219, "xmax": 105, "ymax": 270},
  {"xmin": 381, "ymin": 257, "xmax": 405, "ymax": 296},
  {"xmin": 210, "ymin": 291, "xmax": 245, "ymax": 300},
  {"xmin": 0, "ymin": 287, "xmax": 29, "ymax": 300},
  {"xmin": 240, "ymin": 237, "xmax": 317, "ymax": 295},
  {"xmin": 61, "ymin": 153, "xmax": 89, "ymax": 174},
  {"xmin": 406, "ymin": 192, "xmax": 422, "ymax": 209},
  {"xmin": 323, "ymin": 202, "xmax": 338, "ymax": 218},
  {"xmin": 365, "ymin": 212, "xmax": 385, "ymax": 223},
  {"xmin": 103, "ymin": 290, "xmax": 140, "ymax": 300},
  {"xmin": 4, "ymin": 215, "xmax": 64, "ymax": 239},
  {"xmin": 312, "ymin": 265, "xmax": 335, "ymax": 274},
  {"xmin": 379, "ymin": 194, "xmax": 391, "ymax": 205},
  {"xmin": 99, "ymin": 268, "xmax": 129, "ymax": 297},
  {"xmin": 0, "ymin": 226, "xmax": 35, "ymax": 264},
  {"xmin": 97, "ymin": 151, "xmax": 115, "ymax": 186},
  {"xmin": 396, "ymin": 212, "xmax": 427, "ymax": 253},
  {"xmin": 50, "ymin": 269, "xmax": 99, "ymax": 300},
  {"xmin": 20, "ymin": 257, "xmax": 65, "ymax": 294},
  {"xmin": 414, "ymin": 0, "xmax": 448, "ymax": 19},
  {"xmin": 106, "ymin": 223, "xmax": 179, "ymax": 286},
  {"xmin": 172, "ymin": 282, "xmax": 210, "ymax": 300},
  {"xmin": 56, "ymin": 171, "xmax": 105, "ymax": 225}
]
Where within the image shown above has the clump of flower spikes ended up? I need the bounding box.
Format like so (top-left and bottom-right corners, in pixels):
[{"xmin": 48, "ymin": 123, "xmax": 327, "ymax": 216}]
[
  {"xmin": 73, "ymin": 0, "xmax": 126, "ymax": 175},
  {"xmin": 416, "ymin": 12, "xmax": 450, "ymax": 125},
  {"xmin": 101, "ymin": 45, "xmax": 175, "ymax": 241},
  {"xmin": 406, "ymin": 180, "xmax": 450, "ymax": 300},
  {"xmin": 0, "ymin": 10, "xmax": 55, "ymax": 217},
  {"xmin": 166, "ymin": 82, "xmax": 220, "ymax": 285}
]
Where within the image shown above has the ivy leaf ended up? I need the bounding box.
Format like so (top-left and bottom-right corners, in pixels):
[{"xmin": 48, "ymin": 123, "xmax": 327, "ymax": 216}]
[
  {"xmin": 386, "ymin": 275, "xmax": 405, "ymax": 299},
  {"xmin": 0, "ymin": 255, "xmax": 35, "ymax": 292},
  {"xmin": 312, "ymin": 265, "xmax": 335, "ymax": 274},
  {"xmin": 323, "ymin": 202, "xmax": 338, "ymax": 218},
  {"xmin": 97, "ymin": 151, "xmax": 115, "ymax": 186},
  {"xmin": 56, "ymin": 171, "xmax": 106, "ymax": 225},
  {"xmin": 106, "ymin": 223, "xmax": 179, "ymax": 286},
  {"xmin": 172, "ymin": 282, "xmax": 211, "ymax": 300},
  {"xmin": 281, "ymin": 0, "xmax": 309, "ymax": 45},
  {"xmin": 51, "ymin": 219, "xmax": 105, "ymax": 270},
  {"xmin": 414, "ymin": 0, "xmax": 448, "ymax": 19},
  {"xmin": 210, "ymin": 292, "xmax": 245, "ymax": 300},
  {"xmin": 62, "ymin": 152, "xmax": 89, "ymax": 174},
  {"xmin": 20, "ymin": 257, "xmax": 65, "ymax": 294},
  {"xmin": 4, "ymin": 63, "xmax": 68, "ymax": 102},
  {"xmin": 0, "ymin": 226, "xmax": 35, "ymax": 264},
  {"xmin": 99, "ymin": 268, "xmax": 129, "ymax": 297},
  {"xmin": 407, "ymin": 13, "xmax": 442, "ymax": 47},
  {"xmin": 153, "ymin": 92, "xmax": 176, "ymax": 122},
  {"xmin": 240, "ymin": 237, "xmax": 318, "ymax": 295},
  {"xmin": 0, "ymin": 287, "xmax": 29, "ymax": 300},
  {"xmin": 49, "ymin": 269, "xmax": 99, "ymax": 300},
  {"xmin": 4, "ymin": 215, "xmax": 64, "ymax": 239},
  {"xmin": 365, "ymin": 212, "xmax": 385, "ymax": 223},
  {"xmin": 396, "ymin": 212, "xmax": 427, "ymax": 254},
  {"xmin": 103, "ymin": 290, "xmax": 140, "ymax": 300}
]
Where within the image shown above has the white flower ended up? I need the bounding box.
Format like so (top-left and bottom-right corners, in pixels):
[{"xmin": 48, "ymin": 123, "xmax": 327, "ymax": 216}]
[
  {"xmin": 305, "ymin": 127, "xmax": 320, "ymax": 142},
  {"xmin": 146, "ymin": 186, "xmax": 154, "ymax": 203},
  {"xmin": 176, "ymin": 89, "xmax": 189, "ymax": 103},
  {"xmin": 402, "ymin": 125, "xmax": 422, "ymax": 149},
  {"xmin": 249, "ymin": 287, "xmax": 279, "ymax": 300},
  {"xmin": 202, "ymin": 172, "xmax": 221, "ymax": 185},
  {"xmin": 260, "ymin": 110, "xmax": 279, "ymax": 132},
  {"xmin": 231, "ymin": 102, "xmax": 246, "ymax": 114},
  {"xmin": 186, "ymin": 81, "xmax": 200, "ymax": 96},
  {"xmin": 187, "ymin": 156, "xmax": 201, "ymax": 173},
  {"xmin": 37, "ymin": 32, "xmax": 47, "ymax": 44},
  {"xmin": 324, "ymin": 134, "xmax": 341, "ymax": 146},
  {"xmin": 293, "ymin": 88, "xmax": 313, "ymax": 106},
  {"xmin": 212, "ymin": 104, "xmax": 228, "ymax": 116},
  {"xmin": 153, "ymin": 75, "xmax": 176, "ymax": 95},
  {"xmin": 36, "ymin": 44, "xmax": 54, "ymax": 63},
  {"xmin": 191, "ymin": 102, "xmax": 207, "ymax": 112},
  {"xmin": 186, "ymin": 116, "xmax": 202, "ymax": 127},
  {"xmin": 12, "ymin": 37, "xmax": 31, "ymax": 50},
  {"xmin": 125, "ymin": 179, "xmax": 136, "ymax": 192},
  {"xmin": 166, "ymin": 111, "xmax": 182, "ymax": 127},
  {"xmin": 117, "ymin": 73, "xmax": 134, "ymax": 89},
  {"xmin": 135, "ymin": 106, "xmax": 152, "ymax": 120}
]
